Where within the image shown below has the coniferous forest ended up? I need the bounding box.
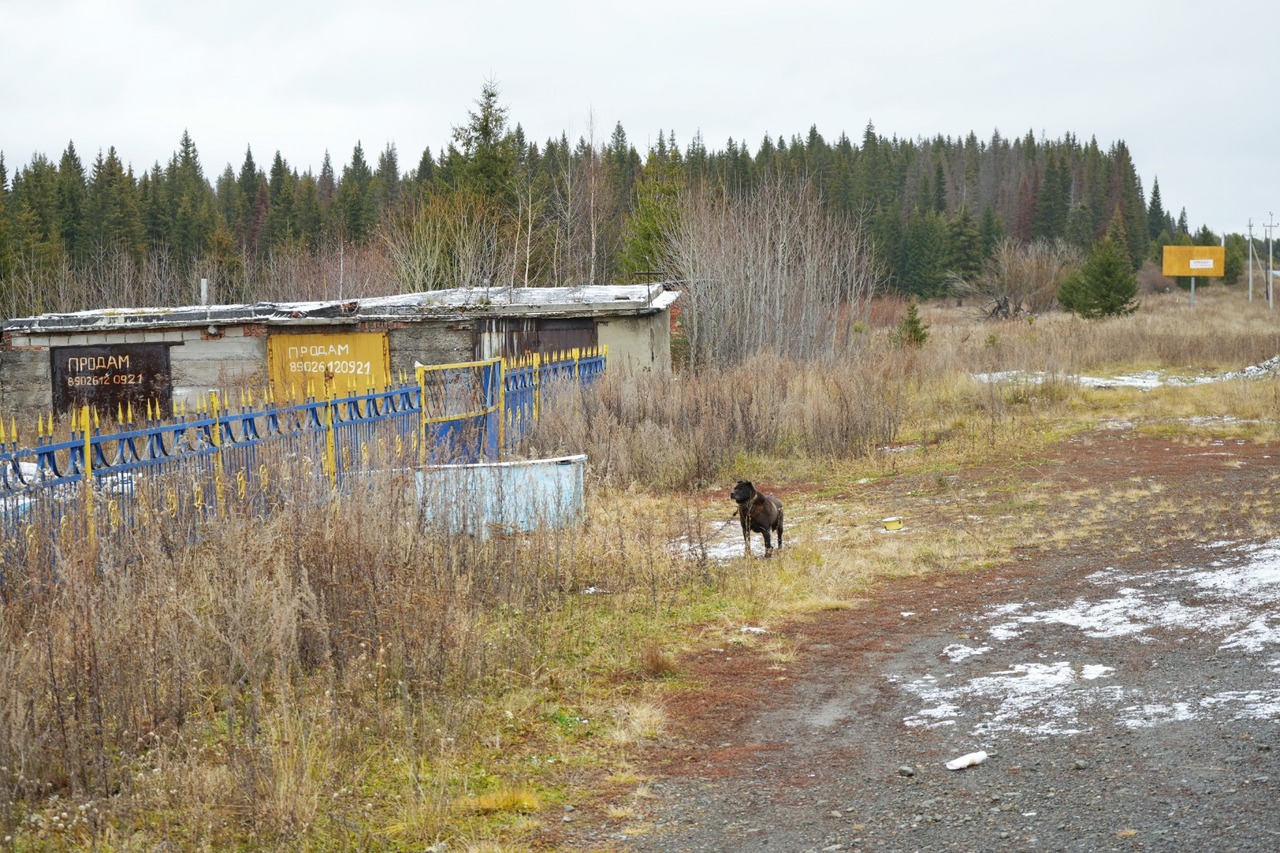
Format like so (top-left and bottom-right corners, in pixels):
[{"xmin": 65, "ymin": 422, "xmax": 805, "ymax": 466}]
[{"xmin": 0, "ymin": 83, "xmax": 1246, "ymax": 322}]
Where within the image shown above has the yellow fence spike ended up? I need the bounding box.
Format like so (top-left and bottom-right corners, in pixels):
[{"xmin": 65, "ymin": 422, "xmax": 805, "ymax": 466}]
[
  {"xmin": 127, "ymin": 401, "xmax": 134, "ymax": 425},
  {"xmin": 10, "ymin": 418, "xmax": 16, "ymax": 444},
  {"xmin": 37, "ymin": 413, "xmax": 44, "ymax": 439},
  {"xmin": 117, "ymin": 402, "xmax": 124, "ymax": 424},
  {"xmin": 93, "ymin": 406, "xmax": 100, "ymax": 430},
  {"xmin": 0, "ymin": 416, "xmax": 6, "ymax": 443}
]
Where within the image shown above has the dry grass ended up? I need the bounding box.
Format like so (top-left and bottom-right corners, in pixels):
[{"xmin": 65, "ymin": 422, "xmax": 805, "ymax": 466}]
[{"xmin": 3, "ymin": 282, "xmax": 1280, "ymax": 848}]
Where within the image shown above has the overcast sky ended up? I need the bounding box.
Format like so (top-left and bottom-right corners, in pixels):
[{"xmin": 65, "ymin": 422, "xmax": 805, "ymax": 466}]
[{"xmin": 3, "ymin": 0, "xmax": 1275, "ymax": 237}]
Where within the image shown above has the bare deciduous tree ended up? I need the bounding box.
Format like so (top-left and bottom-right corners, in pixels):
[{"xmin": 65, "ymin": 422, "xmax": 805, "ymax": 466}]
[
  {"xmin": 380, "ymin": 192, "xmax": 505, "ymax": 292},
  {"xmin": 949, "ymin": 238, "xmax": 1081, "ymax": 318},
  {"xmin": 660, "ymin": 175, "xmax": 881, "ymax": 368}
]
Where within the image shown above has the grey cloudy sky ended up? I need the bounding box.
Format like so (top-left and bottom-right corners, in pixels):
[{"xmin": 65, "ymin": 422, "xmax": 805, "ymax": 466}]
[{"xmin": 3, "ymin": 0, "xmax": 1275, "ymax": 236}]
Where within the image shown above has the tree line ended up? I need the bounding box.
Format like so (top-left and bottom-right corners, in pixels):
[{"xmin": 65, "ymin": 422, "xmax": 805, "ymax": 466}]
[{"xmin": 0, "ymin": 82, "xmax": 1244, "ymax": 320}]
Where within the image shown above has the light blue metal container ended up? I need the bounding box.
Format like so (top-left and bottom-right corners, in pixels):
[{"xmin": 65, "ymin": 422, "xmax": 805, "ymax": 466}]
[{"xmin": 414, "ymin": 454, "xmax": 586, "ymax": 534}]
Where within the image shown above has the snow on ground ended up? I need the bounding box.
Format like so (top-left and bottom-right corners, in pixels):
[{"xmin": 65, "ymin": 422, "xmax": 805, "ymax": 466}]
[
  {"xmin": 891, "ymin": 538, "xmax": 1280, "ymax": 737},
  {"xmin": 973, "ymin": 354, "xmax": 1280, "ymax": 390}
]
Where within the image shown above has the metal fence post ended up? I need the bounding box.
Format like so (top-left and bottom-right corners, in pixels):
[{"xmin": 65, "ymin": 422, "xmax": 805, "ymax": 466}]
[
  {"xmin": 324, "ymin": 377, "xmax": 338, "ymax": 488},
  {"xmin": 209, "ymin": 390, "xmax": 225, "ymax": 516},
  {"xmin": 497, "ymin": 357, "xmax": 506, "ymax": 460},
  {"xmin": 81, "ymin": 404, "xmax": 95, "ymax": 550}
]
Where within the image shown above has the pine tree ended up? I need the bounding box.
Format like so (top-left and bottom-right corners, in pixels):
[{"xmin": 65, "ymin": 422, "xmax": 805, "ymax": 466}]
[
  {"xmin": 1032, "ymin": 156, "xmax": 1070, "ymax": 240},
  {"xmin": 449, "ymin": 79, "xmax": 517, "ymax": 206},
  {"xmin": 946, "ymin": 206, "xmax": 982, "ymax": 281},
  {"xmin": 57, "ymin": 142, "xmax": 88, "ymax": 265},
  {"xmin": 337, "ymin": 142, "xmax": 376, "ymax": 242},
  {"xmin": 1064, "ymin": 203, "xmax": 1096, "ymax": 249},
  {"xmin": 1147, "ymin": 177, "xmax": 1166, "ymax": 242},
  {"xmin": 894, "ymin": 299, "xmax": 930, "ymax": 347},
  {"xmin": 933, "ymin": 159, "xmax": 947, "ymax": 214},
  {"xmin": 236, "ymin": 146, "xmax": 260, "ymax": 242},
  {"xmin": 413, "ymin": 146, "xmax": 436, "ymax": 190},
  {"xmin": 85, "ymin": 147, "xmax": 144, "ymax": 263},
  {"xmin": 617, "ymin": 148, "xmax": 683, "ymax": 280},
  {"xmin": 264, "ymin": 151, "xmax": 295, "ymax": 250},
  {"xmin": 900, "ymin": 209, "xmax": 948, "ymax": 297},
  {"xmin": 0, "ymin": 154, "xmax": 14, "ymax": 283},
  {"xmin": 374, "ymin": 143, "xmax": 401, "ymax": 215},
  {"xmin": 1057, "ymin": 226, "xmax": 1138, "ymax": 318},
  {"xmin": 165, "ymin": 130, "xmax": 218, "ymax": 266},
  {"xmin": 293, "ymin": 173, "xmax": 323, "ymax": 250},
  {"xmin": 978, "ymin": 204, "xmax": 1004, "ymax": 257}
]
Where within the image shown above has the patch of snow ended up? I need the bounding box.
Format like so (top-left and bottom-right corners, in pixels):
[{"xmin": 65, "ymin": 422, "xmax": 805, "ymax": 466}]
[
  {"xmin": 942, "ymin": 643, "xmax": 990, "ymax": 662},
  {"xmin": 972, "ymin": 356, "xmax": 1280, "ymax": 390},
  {"xmin": 894, "ymin": 536, "xmax": 1280, "ymax": 737},
  {"xmin": 898, "ymin": 660, "xmax": 1104, "ymax": 736}
]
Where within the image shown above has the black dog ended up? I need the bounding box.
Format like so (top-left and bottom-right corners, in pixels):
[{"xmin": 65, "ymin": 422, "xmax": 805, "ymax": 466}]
[{"xmin": 730, "ymin": 480, "xmax": 784, "ymax": 557}]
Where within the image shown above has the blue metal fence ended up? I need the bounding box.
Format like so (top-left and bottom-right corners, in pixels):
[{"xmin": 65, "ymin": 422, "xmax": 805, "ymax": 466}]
[{"xmin": 0, "ymin": 347, "xmax": 607, "ymax": 577}]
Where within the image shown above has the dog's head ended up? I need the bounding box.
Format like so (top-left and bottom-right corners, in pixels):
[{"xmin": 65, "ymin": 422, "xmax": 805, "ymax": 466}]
[{"xmin": 730, "ymin": 480, "xmax": 757, "ymax": 505}]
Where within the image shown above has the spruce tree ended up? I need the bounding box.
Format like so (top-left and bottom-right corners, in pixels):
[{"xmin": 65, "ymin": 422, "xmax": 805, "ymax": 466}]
[
  {"xmin": 337, "ymin": 142, "xmax": 376, "ymax": 242},
  {"xmin": 1147, "ymin": 177, "xmax": 1166, "ymax": 242},
  {"xmin": 978, "ymin": 204, "xmax": 1003, "ymax": 257},
  {"xmin": 1057, "ymin": 229, "xmax": 1138, "ymax": 318},
  {"xmin": 57, "ymin": 142, "xmax": 87, "ymax": 265},
  {"xmin": 946, "ymin": 206, "xmax": 982, "ymax": 281}
]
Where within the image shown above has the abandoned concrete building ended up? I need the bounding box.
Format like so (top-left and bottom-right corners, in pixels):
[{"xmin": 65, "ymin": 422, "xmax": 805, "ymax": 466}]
[{"xmin": 0, "ymin": 283, "xmax": 679, "ymax": 417}]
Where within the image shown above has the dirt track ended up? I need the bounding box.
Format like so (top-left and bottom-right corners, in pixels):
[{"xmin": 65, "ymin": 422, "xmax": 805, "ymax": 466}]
[{"xmin": 564, "ymin": 427, "xmax": 1280, "ymax": 851}]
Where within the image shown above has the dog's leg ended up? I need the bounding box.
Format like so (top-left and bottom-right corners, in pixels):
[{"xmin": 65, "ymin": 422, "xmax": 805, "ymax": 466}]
[{"xmin": 740, "ymin": 510, "xmax": 752, "ymax": 557}]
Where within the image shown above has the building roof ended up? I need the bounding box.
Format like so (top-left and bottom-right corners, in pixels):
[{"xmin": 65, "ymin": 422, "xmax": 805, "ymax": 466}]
[{"xmin": 3, "ymin": 283, "xmax": 681, "ymax": 334}]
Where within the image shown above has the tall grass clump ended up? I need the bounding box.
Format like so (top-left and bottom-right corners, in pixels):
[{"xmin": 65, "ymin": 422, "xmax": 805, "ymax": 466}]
[
  {"xmin": 0, "ymin": 429, "xmax": 710, "ymax": 847},
  {"xmin": 524, "ymin": 353, "xmax": 908, "ymax": 488}
]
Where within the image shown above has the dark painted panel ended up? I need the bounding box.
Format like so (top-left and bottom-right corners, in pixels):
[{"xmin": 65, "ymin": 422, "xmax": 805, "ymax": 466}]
[{"xmin": 51, "ymin": 344, "xmax": 173, "ymax": 418}]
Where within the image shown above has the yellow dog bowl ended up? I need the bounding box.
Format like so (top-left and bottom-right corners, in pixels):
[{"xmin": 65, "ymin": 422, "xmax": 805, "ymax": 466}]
[{"xmin": 883, "ymin": 516, "xmax": 904, "ymax": 531}]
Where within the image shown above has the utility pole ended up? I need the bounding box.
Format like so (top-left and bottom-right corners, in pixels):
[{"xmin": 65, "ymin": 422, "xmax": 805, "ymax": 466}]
[
  {"xmin": 1247, "ymin": 219, "xmax": 1255, "ymax": 302},
  {"xmin": 1267, "ymin": 213, "xmax": 1276, "ymax": 313}
]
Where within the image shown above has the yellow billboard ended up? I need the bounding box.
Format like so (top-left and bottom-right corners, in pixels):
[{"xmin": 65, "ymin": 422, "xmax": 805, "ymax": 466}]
[
  {"xmin": 1162, "ymin": 245, "xmax": 1225, "ymax": 277},
  {"xmin": 267, "ymin": 332, "xmax": 390, "ymax": 399}
]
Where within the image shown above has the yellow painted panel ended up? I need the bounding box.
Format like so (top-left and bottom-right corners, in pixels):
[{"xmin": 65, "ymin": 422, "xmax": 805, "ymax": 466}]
[
  {"xmin": 1162, "ymin": 245, "xmax": 1225, "ymax": 277},
  {"xmin": 267, "ymin": 332, "xmax": 390, "ymax": 399}
]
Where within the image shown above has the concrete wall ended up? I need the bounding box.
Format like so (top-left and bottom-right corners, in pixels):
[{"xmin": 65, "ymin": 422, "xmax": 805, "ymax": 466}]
[
  {"xmin": 0, "ymin": 347, "xmax": 51, "ymax": 413},
  {"xmin": 0, "ymin": 327, "xmax": 267, "ymax": 414},
  {"xmin": 171, "ymin": 328, "xmax": 266, "ymax": 406},
  {"xmin": 597, "ymin": 313, "xmax": 672, "ymax": 374},
  {"xmin": 388, "ymin": 321, "xmax": 476, "ymax": 373}
]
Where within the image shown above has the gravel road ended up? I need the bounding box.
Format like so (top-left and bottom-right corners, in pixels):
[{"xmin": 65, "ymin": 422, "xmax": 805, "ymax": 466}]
[{"xmin": 604, "ymin": 430, "xmax": 1280, "ymax": 852}]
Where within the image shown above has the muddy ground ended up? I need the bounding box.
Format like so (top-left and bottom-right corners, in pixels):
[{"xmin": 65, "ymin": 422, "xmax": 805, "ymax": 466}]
[{"xmin": 557, "ymin": 426, "xmax": 1280, "ymax": 852}]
